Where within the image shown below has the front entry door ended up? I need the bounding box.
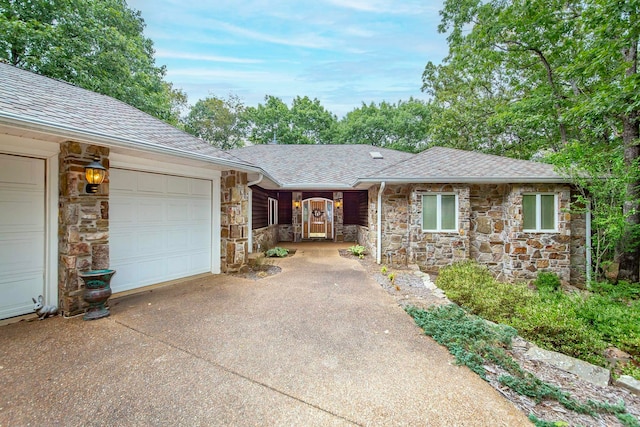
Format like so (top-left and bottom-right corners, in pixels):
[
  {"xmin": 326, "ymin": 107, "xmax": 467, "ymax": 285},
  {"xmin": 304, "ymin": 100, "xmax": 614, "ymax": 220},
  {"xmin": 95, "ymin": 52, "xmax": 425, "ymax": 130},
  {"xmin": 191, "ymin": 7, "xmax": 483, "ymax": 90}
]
[{"xmin": 302, "ymin": 198, "xmax": 333, "ymax": 239}]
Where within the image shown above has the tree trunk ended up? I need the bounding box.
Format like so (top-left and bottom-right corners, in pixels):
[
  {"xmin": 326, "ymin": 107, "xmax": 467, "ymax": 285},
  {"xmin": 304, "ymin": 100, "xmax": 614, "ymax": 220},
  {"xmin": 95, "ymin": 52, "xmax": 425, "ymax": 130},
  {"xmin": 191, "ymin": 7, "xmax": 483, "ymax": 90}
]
[
  {"xmin": 615, "ymin": 111, "xmax": 640, "ymax": 283},
  {"xmin": 615, "ymin": 34, "xmax": 640, "ymax": 283}
]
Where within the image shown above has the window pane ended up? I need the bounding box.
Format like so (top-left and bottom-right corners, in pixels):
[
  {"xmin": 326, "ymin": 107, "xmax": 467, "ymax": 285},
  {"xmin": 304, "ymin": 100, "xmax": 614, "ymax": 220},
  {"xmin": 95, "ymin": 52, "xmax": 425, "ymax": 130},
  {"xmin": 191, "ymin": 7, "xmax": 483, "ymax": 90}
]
[
  {"xmin": 540, "ymin": 195, "xmax": 555, "ymax": 230},
  {"xmin": 523, "ymin": 195, "xmax": 536, "ymax": 230},
  {"xmin": 441, "ymin": 195, "xmax": 456, "ymax": 230},
  {"xmin": 422, "ymin": 195, "xmax": 437, "ymax": 230}
]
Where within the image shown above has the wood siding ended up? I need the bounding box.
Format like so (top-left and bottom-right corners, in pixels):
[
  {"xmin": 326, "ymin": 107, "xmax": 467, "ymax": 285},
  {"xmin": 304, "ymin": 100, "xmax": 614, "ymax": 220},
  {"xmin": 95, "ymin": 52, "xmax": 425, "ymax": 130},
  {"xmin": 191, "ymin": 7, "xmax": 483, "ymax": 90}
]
[
  {"xmin": 278, "ymin": 192, "xmax": 292, "ymax": 225},
  {"xmin": 251, "ymin": 186, "xmax": 276, "ymax": 229},
  {"xmin": 344, "ymin": 191, "xmax": 368, "ymax": 226}
]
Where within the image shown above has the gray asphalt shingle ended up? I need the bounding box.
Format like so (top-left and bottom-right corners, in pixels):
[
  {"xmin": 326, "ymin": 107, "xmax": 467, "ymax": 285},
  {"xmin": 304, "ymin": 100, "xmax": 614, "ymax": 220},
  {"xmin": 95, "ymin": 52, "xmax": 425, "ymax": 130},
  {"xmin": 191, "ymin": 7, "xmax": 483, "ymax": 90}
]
[
  {"xmin": 0, "ymin": 63, "xmax": 240, "ymax": 162},
  {"xmin": 229, "ymin": 144, "xmax": 414, "ymax": 187},
  {"xmin": 360, "ymin": 146, "xmax": 564, "ymax": 183}
]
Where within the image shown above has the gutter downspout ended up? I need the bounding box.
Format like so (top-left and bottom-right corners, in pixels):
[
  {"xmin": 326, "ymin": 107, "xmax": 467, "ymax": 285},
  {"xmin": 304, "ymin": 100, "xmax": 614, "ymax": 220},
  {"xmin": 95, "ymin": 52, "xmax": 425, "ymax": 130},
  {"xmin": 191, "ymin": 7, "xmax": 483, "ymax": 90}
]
[
  {"xmin": 377, "ymin": 182, "xmax": 386, "ymax": 264},
  {"xmin": 247, "ymin": 174, "xmax": 264, "ymax": 254}
]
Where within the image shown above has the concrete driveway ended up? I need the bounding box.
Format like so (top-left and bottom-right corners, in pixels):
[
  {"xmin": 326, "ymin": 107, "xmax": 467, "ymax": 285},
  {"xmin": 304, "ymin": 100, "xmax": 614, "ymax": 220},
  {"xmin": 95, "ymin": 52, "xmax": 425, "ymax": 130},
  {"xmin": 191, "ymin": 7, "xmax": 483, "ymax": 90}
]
[{"xmin": 0, "ymin": 243, "xmax": 529, "ymax": 426}]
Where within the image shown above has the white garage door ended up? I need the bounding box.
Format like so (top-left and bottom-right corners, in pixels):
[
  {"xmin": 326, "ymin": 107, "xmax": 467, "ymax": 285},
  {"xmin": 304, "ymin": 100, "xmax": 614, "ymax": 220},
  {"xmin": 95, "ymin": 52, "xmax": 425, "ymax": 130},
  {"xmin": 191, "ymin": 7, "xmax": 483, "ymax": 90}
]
[
  {"xmin": 110, "ymin": 169, "xmax": 213, "ymax": 294},
  {"xmin": 0, "ymin": 154, "xmax": 45, "ymax": 319}
]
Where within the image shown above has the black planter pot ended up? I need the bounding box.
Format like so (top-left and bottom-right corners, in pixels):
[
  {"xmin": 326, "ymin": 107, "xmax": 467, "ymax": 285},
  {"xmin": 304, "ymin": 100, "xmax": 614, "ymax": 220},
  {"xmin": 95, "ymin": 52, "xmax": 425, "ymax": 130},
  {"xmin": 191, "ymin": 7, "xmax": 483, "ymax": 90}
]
[{"xmin": 79, "ymin": 269, "xmax": 115, "ymax": 320}]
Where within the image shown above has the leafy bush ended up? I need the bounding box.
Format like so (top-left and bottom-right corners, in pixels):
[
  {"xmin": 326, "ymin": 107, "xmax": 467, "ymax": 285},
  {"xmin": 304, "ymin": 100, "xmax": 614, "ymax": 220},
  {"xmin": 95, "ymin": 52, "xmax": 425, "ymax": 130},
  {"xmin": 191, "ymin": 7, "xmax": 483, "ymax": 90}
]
[
  {"xmin": 589, "ymin": 281, "xmax": 640, "ymax": 303},
  {"xmin": 436, "ymin": 261, "xmax": 534, "ymax": 323},
  {"xmin": 265, "ymin": 247, "xmax": 289, "ymax": 258},
  {"xmin": 511, "ymin": 295, "xmax": 607, "ymax": 366},
  {"xmin": 575, "ymin": 295, "xmax": 640, "ymax": 356},
  {"xmin": 535, "ymin": 272, "xmax": 561, "ymax": 294},
  {"xmin": 347, "ymin": 245, "xmax": 366, "ymax": 257}
]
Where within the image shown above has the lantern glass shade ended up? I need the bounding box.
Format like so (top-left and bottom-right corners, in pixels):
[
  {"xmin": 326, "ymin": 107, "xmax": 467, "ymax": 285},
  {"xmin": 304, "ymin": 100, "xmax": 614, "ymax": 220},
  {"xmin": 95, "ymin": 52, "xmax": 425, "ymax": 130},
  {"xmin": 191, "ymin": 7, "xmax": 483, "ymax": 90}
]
[{"xmin": 85, "ymin": 159, "xmax": 107, "ymax": 193}]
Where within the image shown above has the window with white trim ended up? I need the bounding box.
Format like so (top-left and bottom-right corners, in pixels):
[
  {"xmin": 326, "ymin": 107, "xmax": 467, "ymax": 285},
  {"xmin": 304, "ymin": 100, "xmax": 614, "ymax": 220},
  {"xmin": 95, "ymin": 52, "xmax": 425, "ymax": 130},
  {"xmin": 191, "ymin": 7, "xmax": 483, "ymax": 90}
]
[
  {"xmin": 268, "ymin": 197, "xmax": 278, "ymax": 226},
  {"xmin": 522, "ymin": 194, "xmax": 557, "ymax": 232},
  {"xmin": 422, "ymin": 194, "xmax": 458, "ymax": 232}
]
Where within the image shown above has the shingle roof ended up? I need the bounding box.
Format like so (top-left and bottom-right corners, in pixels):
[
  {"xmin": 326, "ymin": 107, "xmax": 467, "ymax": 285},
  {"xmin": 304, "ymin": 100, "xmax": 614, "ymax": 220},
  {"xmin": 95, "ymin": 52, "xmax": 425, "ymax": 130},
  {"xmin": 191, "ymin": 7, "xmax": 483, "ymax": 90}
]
[
  {"xmin": 0, "ymin": 62, "xmax": 242, "ymax": 163},
  {"xmin": 358, "ymin": 146, "xmax": 564, "ymax": 183},
  {"xmin": 229, "ymin": 144, "xmax": 414, "ymax": 188}
]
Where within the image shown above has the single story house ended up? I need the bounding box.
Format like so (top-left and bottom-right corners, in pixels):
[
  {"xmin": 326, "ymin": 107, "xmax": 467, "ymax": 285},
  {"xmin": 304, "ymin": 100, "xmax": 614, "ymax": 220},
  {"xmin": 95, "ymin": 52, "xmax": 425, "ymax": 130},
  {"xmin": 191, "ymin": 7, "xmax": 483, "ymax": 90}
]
[{"xmin": 0, "ymin": 63, "xmax": 587, "ymax": 321}]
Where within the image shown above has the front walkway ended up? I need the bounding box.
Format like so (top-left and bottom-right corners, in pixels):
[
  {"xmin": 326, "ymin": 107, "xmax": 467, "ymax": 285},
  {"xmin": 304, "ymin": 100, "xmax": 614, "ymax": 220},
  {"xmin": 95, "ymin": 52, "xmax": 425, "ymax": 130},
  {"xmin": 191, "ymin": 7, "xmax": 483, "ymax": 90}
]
[{"xmin": 0, "ymin": 243, "xmax": 529, "ymax": 425}]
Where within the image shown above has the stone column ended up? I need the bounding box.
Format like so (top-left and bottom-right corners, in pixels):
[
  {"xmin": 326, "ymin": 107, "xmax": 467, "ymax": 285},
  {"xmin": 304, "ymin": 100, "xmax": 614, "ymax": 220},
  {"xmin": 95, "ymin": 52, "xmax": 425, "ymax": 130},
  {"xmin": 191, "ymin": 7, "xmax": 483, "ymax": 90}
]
[
  {"xmin": 333, "ymin": 191, "xmax": 344, "ymax": 242},
  {"xmin": 58, "ymin": 142, "xmax": 110, "ymax": 316},
  {"xmin": 221, "ymin": 170, "xmax": 249, "ymax": 273}
]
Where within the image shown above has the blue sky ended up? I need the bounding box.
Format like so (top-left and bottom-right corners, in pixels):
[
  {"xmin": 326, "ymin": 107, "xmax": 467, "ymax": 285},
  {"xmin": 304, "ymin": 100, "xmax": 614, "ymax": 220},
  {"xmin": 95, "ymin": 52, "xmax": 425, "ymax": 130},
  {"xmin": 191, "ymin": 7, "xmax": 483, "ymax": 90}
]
[{"xmin": 126, "ymin": 0, "xmax": 449, "ymax": 117}]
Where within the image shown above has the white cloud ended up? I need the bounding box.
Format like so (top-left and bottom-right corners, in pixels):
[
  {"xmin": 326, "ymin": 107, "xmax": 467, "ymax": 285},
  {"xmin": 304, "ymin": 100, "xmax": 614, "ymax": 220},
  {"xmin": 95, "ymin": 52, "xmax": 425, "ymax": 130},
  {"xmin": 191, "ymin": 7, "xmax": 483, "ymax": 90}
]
[{"xmin": 155, "ymin": 50, "xmax": 263, "ymax": 64}]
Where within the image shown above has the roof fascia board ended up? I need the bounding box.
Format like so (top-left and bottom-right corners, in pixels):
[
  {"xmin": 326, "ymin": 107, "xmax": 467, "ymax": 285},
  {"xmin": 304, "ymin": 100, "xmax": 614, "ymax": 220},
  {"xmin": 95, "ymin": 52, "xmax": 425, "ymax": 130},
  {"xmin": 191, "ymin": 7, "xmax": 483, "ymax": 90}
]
[{"xmin": 353, "ymin": 177, "xmax": 571, "ymax": 185}]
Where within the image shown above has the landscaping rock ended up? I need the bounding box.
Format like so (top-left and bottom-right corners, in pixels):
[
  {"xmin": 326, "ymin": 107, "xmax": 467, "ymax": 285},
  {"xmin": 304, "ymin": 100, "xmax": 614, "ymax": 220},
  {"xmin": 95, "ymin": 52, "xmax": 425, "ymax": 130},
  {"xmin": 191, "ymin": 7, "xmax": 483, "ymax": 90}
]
[
  {"xmin": 615, "ymin": 375, "xmax": 640, "ymax": 396},
  {"xmin": 525, "ymin": 345, "xmax": 611, "ymax": 387}
]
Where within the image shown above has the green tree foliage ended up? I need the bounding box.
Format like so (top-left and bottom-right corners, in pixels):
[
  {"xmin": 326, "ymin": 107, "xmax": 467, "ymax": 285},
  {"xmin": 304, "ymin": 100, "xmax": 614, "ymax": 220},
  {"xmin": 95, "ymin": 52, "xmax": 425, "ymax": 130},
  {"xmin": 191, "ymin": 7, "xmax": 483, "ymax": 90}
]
[
  {"xmin": 0, "ymin": 0, "xmax": 186, "ymax": 124},
  {"xmin": 183, "ymin": 95, "xmax": 246, "ymax": 149},
  {"xmin": 242, "ymin": 95, "xmax": 337, "ymax": 145},
  {"xmin": 425, "ymin": 0, "xmax": 640, "ymax": 281},
  {"xmin": 336, "ymin": 98, "xmax": 430, "ymax": 153}
]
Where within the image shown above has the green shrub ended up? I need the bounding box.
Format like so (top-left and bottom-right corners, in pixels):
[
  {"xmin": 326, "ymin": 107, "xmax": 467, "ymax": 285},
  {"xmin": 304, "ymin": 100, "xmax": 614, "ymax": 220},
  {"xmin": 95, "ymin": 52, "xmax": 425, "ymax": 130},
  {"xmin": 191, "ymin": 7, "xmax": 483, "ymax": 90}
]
[
  {"xmin": 347, "ymin": 245, "xmax": 366, "ymax": 257},
  {"xmin": 511, "ymin": 294, "xmax": 607, "ymax": 366},
  {"xmin": 265, "ymin": 247, "xmax": 289, "ymax": 258},
  {"xmin": 589, "ymin": 280, "xmax": 640, "ymax": 303},
  {"xmin": 535, "ymin": 271, "xmax": 562, "ymax": 294},
  {"xmin": 436, "ymin": 261, "xmax": 534, "ymax": 323},
  {"xmin": 576, "ymin": 295, "xmax": 640, "ymax": 356}
]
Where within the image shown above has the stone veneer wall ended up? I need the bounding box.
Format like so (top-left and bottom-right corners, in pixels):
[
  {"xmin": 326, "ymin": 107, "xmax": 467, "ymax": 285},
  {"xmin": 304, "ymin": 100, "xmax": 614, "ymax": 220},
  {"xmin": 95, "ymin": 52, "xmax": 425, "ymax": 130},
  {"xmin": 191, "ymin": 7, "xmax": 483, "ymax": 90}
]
[
  {"xmin": 408, "ymin": 184, "xmax": 471, "ymax": 272},
  {"xmin": 252, "ymin": 225, "xmax": 279, "ymax": 252},
  {"xmin": 357, "ymin": 186, "xmax": 379, "ymax": 260},
  {"xmin": 343, "ymin": 225, "xmax": 358, "ymax": 242},
  {"xmin": 502, "ymin": 184, "xmax": 573, "ymax": 284},
  {"xmin": 367, "ymin": 181, "xmax": 584, "ymax": 285},
  {"xmin": 380, "ymin": 185, "xmax": 411, "ymax": 266},
  {"xmin": 468, "ymin": 184, "xmax": 510, "ymax": 279},
  {"xmin": 58, "ymin": 142, "xmax": 110, "ymax": 316},
  {"xmin": 221, "ymin": 170, "xmax": 249, "ymax": 273},
  {"xmin": 278, "ymin": 224, "xmax": 295, "ymax": 242}
]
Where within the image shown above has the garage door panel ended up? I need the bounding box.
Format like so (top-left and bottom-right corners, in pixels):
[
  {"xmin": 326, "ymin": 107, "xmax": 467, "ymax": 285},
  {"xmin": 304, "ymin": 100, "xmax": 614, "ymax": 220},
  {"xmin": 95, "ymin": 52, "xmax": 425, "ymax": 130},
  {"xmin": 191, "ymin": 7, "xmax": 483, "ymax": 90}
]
[
  {"xmin": 167, "ymin": 203, "xmax": 189, "ymax": 221},
  {"xmin": 192, "ymin": 179, "xmax": 211, "ymax": 196},
  {"xmin": 139, "ymin": 200, "xmax": 165, "ymax": 222},
  {"xmin": 0, "ymin": 274, "xmax": 42, "ymax": 319},
  {"xmin": 167, "ymin": 175, "xmax": 190, "ymax": 194},
  {"xmin": 110, "ymin": 199, "xmax": 137, "ymax": 224},
  {"xmin": 168, "ymin": 229, "xmax": 189, "ymax": 249},
  {"xmin": 109, "ymin": 169, "xmax": 137, "ymax": 192},
  {"xmin": 139, "ymin": 173, "xmax": 165, "ymax": 193},
  {"xmin": 0, "ymin": 155, "xmax": 44, "ymax": 188},
  {"xmin": 0, "ymin": 154, "xmax": 45, "ymax": 319},
  {"xmin": 110, "ymin": 169, "xmax": 212, "ymax": 294},
  {"xmin": 137, "ymin": 229, "xmax": 166, "ymax": 254},
  {"xmin": 0, "ymin": 233, "xmax": 45, "ymax": 273}
]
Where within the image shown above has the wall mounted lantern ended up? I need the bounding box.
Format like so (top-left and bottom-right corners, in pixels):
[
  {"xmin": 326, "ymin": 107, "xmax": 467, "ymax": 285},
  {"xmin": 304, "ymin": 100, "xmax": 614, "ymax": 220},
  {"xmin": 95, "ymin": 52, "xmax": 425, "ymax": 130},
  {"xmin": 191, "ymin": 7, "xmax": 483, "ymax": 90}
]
[
  {"xmin": 84, "ymin": 158, "xmax": 107, "ymax": 194},
  {"xmin": 335, "ymin": 198, "xmax": 342, "ymax": 209},
  {"xmin": 294, "ymin": 200, "xmax": 301, "ymax": 209}
]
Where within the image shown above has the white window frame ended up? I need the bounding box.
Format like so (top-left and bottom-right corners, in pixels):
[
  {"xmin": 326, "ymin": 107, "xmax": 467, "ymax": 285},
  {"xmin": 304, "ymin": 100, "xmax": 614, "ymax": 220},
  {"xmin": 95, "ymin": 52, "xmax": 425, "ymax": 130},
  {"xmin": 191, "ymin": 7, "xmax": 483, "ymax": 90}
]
[
  {"xmin": 421, "ymin": 193, "xmax": 458, "ymax": 232},
  {"xmin": 268, "ymin": 197, "xmax": 278, "ymax": 226},
  {"xmin": 523, "ymin": 193, "xmax": 558, "ymax": 232}
]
